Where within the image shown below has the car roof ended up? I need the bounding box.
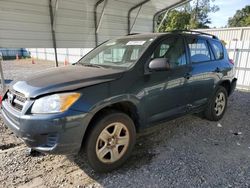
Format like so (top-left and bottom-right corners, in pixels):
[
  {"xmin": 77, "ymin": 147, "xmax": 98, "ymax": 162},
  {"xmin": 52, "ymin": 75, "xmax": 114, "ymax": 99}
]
[
  {"xmin": 119, "ymin": 32, "xmax": 219, "ymax": 41},
  {"xmin": 118, "ymin": 33, "xmax": 165, "ymax": 39}
]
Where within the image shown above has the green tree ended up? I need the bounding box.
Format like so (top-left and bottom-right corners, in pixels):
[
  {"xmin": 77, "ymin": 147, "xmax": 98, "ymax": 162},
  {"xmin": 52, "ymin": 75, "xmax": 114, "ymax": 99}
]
[
  {"xmin": 228, "ymin": 6, "xmax": 250, "ymax": 27},
  {"xmin": 190, "ymin": 0, "xmax": 219, "ymax": 29},
  {"xmin": 157, "ymin": 0, "xmax": 219, "ymax": 31},
  {"xmin": 158, "ymin": 10, "xmax": 191, "ymax": 32}
]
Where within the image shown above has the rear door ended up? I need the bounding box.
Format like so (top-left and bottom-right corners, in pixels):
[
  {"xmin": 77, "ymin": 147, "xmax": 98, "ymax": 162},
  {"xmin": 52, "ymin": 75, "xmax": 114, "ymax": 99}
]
[{"xmin": 186, "ymin": 36, "xmax": 222, "ymax": 108}]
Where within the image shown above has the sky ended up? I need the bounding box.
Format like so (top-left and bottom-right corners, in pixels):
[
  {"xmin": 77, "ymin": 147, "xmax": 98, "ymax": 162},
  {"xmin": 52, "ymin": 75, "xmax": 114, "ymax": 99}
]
[{"xmin": 208, "ymin": 0, "xmax": 250, "ymax": 28}]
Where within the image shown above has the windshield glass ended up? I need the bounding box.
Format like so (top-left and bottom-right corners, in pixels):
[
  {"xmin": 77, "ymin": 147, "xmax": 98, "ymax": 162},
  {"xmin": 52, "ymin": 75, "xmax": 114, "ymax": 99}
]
[{"xmin": 77, "ymin": 36, "xmax": 156, "ymax": 69}]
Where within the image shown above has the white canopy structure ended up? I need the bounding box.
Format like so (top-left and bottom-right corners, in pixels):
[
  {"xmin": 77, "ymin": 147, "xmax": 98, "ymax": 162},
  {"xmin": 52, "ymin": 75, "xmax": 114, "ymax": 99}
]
[
  {"xmin": 0, "ymin": 0, "xmax": 190, "ymax": 89},
  {"xmin": 0, "ymin": 0, "xmax": 189, "ymax": 48}
]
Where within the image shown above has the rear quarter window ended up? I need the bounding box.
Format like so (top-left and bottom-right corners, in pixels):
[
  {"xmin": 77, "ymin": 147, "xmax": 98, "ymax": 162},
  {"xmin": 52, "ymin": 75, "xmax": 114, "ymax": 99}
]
[{"xmin": 209, "ymin": 40, "xmax": 224, "ymax": 60}]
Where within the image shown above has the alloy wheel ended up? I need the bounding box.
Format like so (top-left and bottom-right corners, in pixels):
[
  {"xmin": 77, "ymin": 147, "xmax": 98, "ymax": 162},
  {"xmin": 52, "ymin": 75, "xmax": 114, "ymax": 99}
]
[
  {"xmin": 96, "ymin": 122, "xmax": 130, "ymax": 163},
  {"xmin": 214, "ymin": 92, "xmax": 226, "ymax": 116}
]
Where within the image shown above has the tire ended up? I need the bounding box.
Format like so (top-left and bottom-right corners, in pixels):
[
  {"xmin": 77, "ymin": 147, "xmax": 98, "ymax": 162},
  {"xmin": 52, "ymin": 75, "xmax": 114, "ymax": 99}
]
[
  {"xmin": 85, "ymin": 110, "xmax": 136, "ymax": 172},
  {"xmin": 205, "ymin": 86, "xmax": 228, "ymax": 121}
]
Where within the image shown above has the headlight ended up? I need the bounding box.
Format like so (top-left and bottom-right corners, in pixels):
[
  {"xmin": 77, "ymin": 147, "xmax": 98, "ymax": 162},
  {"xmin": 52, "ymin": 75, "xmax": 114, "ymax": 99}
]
[{"xmin": 31, "ymin": 93, "xmax": 81, "ymax": 114}]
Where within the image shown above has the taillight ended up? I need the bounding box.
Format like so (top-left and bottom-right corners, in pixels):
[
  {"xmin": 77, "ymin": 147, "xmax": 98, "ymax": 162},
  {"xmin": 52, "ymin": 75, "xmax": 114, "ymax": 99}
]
[{"xmin": 229, "ymin": 59, "xmax": 234, "ymax": 65}]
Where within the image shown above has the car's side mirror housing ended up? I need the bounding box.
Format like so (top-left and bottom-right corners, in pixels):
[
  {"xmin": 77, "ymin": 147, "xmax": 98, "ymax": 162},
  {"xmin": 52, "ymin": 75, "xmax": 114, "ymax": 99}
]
[{"xmin": 148, "ymin": 58, "xmax": 170, "ymax": 71}]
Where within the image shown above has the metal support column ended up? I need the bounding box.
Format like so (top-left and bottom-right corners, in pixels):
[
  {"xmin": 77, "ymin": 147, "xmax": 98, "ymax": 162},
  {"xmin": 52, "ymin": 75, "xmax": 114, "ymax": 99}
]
[
  {"xmin": 127, "ymin": 0, "xmax": 150, "ymax": 34},
  {"xmin": 96, "ymin": 0, "xmax": 108, "ymax": 34},
  {"xmin": 94, "ymin": 0, "xmax": 105, "ymax": 46},
  {"xmin": 152, "ymin": 0, "xmax": 190, "ymax": 32},
  {"xmin": 49, "ymin": 0, "xmax": 59, "ymax": 67}
]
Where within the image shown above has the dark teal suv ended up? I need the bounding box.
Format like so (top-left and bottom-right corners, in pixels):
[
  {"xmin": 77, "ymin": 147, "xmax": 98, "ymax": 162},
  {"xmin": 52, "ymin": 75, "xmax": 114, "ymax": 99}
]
[{"xmin": 1, "ymin": 31, "xmax": 237, "ymax": 172}]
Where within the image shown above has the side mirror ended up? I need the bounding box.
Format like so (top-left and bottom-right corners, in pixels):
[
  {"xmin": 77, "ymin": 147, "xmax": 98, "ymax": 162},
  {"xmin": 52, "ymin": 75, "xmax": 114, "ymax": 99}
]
[{"xmin": 148, "ymin": 58, "xmax": 170, "ymax": 71}]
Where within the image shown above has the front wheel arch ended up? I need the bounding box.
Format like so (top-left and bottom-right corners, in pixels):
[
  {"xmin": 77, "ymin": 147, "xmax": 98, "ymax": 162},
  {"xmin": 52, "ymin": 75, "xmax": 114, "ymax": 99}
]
[{"xmin": 81, "ymin": 101, "xmax": 140, "ymax": 150}]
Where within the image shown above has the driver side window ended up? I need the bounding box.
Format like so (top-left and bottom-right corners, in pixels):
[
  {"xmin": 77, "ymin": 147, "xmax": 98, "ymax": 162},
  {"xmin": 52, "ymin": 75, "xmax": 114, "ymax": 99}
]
[{"xmin": 151, "ymin": 37, "xmax": 187, "ymax": 68}]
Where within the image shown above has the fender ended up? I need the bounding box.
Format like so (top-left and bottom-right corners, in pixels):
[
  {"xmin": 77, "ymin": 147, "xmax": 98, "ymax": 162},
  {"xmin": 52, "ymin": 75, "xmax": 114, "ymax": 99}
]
[{"xmin": 80, "ymin": 94, "xmax": 146, "ymax": 135}]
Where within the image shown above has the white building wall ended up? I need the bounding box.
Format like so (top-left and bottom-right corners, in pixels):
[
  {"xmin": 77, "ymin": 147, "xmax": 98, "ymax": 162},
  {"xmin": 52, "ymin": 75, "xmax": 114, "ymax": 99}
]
[
  {"xmin": 197, "ymin": 27, "xmax": 250, "ymax": 90},
  {"xmin": 28, "ymin": 48, "xmax": 92, "ymax": 63}
]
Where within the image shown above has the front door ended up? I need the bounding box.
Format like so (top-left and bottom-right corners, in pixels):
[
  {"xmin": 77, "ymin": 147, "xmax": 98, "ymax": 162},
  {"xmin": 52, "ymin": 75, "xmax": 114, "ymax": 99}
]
[{"xmin": 143, "ymin": 36, "xmax": 192, "ymax": 124}]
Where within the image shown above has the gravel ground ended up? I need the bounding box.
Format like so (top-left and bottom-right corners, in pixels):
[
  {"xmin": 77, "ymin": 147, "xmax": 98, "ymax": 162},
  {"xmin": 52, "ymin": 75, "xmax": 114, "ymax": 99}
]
[
  {"xmin": 0, "ymin": 59, "xmax": 63, "ymax": 93},
  {"xmin": 0, "ymin": 60, "xmax": 250, "ymax": 187}
]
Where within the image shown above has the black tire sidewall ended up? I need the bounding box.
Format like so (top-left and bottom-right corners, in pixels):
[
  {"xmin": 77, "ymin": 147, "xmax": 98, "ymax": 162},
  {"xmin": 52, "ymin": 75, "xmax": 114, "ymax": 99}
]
[
  {"xmin": 207, "ymin": 86, "xmax": 228, "ymax": 121},
  {"xmin": 85, "ymin": 112, "xmax": 136, "ymax": 172}
]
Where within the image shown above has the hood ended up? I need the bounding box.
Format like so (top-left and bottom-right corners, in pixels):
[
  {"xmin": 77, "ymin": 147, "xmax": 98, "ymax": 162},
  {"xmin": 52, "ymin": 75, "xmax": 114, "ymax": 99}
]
[{"xmin": 10, "ymin": 66, "xmax": 124, "ymax": 98}]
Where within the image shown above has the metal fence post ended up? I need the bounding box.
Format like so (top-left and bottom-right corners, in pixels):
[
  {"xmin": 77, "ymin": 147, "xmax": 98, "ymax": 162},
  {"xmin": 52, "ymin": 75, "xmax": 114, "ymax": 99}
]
[
  {"xmin": 44, "ymin": 48, "xmax": 47, "ymax": 60},
  {"xmin": 0, "ymin": 52, "xmax": 6, "ymax": 93},
  {"xmin": 242, "ymin": 40, "xmax": 250, "ymax": 87},
  {"xmin": 233, "ymin": 39, "xmax": 238, "ymax": 65},
  {"xmin": 36, "ymin": 48, "xmax": 38, "ymax": 59}
]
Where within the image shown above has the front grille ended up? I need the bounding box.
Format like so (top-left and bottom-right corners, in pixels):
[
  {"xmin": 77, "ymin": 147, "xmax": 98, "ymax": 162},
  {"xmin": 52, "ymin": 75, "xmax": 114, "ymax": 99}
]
[{"xmin": 6, "ymin": 90, "xmax": 26, "ymax": 111}]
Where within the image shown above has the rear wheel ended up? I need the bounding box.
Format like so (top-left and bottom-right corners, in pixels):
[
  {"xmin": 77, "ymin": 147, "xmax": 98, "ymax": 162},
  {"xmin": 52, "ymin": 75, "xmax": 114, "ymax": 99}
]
[
  {"xmin": 205, "ymin": 86, "xmax": 228, "ymax": 121},
  {"xmin": 85, "ymin": 111, "xmax": 136, "ymax": 172}
]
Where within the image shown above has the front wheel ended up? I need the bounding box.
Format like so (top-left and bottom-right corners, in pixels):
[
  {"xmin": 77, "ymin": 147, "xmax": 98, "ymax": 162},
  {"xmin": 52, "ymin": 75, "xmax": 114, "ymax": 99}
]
[
  {"xmin": 85, "ymin": 111, "xmax": 136, "ymax": 172},
  {"xmin": 205, "ymin": 86, "xmax": 228, "ymax": 121}
]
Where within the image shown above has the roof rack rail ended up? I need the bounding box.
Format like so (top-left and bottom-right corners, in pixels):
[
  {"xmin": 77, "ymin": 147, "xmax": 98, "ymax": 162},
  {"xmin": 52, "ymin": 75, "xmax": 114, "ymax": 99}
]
[{"xmin": 169, "ymin": 30, "xmax": 219, "ymax": 39}]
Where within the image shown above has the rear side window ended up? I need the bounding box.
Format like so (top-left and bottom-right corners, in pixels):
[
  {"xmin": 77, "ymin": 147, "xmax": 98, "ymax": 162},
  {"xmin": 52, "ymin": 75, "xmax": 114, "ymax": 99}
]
[
  {"xmin": 210, "ymin": 40, "xmax": 224, "ymax": 60},
  {"xmin": 187, "ymin": 38, "xmax": 211, "ymax": 63}
]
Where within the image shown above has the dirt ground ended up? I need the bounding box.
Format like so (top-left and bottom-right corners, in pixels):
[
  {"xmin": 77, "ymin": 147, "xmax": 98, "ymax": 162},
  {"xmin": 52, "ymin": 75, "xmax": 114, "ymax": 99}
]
[{"xmin": 0, "ymin": 60, "xmax": 250, "ymax": 187}]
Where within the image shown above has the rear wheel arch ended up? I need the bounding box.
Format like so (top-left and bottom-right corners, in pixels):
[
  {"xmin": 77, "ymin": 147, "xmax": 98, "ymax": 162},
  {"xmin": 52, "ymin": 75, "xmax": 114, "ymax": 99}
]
[
  {"xmin": 218, "ymin": 80, "xmax": 231, "ymax": 96},
  {"xmin": 205, "ymin": 85, "xmax": 228, "ymax": 121}
]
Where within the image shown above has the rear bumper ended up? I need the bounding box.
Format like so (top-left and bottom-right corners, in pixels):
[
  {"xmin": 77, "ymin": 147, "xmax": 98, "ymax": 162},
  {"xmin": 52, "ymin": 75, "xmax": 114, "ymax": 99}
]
[{"xmin": 1, "ymin": 100, "xmax": 89, "ymax": 155}]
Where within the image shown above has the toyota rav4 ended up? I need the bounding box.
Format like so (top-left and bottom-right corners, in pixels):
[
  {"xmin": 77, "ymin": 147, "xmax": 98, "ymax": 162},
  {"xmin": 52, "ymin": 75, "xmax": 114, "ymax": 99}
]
[{"xmin": 1, "ymin": 31, "xmax": 237, "ymax": 172}]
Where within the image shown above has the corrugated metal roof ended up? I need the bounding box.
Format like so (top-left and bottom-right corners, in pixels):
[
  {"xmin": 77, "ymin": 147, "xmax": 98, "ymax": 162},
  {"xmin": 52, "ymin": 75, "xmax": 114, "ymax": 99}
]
[{"xmin": 0, "ymin": 0, "xmax": 186, "ymax": 48}]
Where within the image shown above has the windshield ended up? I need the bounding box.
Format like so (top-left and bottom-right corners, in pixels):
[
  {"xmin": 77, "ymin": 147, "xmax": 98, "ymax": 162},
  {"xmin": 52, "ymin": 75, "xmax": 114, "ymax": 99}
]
[{"xmin": 77, "ymin": 36, "xmax": 156, "ymax": 69}]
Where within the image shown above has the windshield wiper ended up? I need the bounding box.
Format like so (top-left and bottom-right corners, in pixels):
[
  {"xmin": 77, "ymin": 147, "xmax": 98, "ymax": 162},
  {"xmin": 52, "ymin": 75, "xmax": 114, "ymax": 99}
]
[{"xmin": 75, "ymin": 63, "xmax": 103, "ymax": 68}]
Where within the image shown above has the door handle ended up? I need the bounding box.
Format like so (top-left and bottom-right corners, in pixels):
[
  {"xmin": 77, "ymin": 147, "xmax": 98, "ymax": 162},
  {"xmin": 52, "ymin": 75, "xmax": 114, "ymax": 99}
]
[
  {"xmin": 214, "ymin": 67, "xmax": 221, "ymax": 73},
  {"xmin": 184, "ymin": 73, "xmax": 192, "ymax": 79}
]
